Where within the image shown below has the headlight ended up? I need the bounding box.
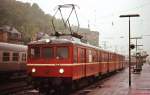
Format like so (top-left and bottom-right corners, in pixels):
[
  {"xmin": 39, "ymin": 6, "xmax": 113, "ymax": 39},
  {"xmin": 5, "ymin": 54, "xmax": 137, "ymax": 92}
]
[
  {"xmin": 45, "ymin": 39, "xmax": 50, "ymax": 43},
  {"xmin": 59, "ymin": 68, "xmax": 64, "ymax": 74},
  {"xmin": 32, "ymin": 68, "xmax": 36, "ymax": 73}
]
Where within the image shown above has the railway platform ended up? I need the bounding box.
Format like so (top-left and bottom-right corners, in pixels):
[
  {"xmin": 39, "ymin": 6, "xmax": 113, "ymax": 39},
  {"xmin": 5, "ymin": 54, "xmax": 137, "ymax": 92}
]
[{"xmin": 72, "ymin": 63, "xmax": 150, "ymax": 95}]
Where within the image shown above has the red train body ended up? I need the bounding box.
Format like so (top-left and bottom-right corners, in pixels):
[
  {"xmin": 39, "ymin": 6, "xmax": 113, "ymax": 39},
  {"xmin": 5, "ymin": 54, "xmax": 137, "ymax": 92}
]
[{"xmin": 27, "ymin": 36, "xmax": 126, "ymax": 94}]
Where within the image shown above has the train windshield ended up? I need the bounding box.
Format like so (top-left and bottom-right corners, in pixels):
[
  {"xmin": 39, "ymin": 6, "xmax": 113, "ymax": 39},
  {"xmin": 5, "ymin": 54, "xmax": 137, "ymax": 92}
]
[
  {"xmin": 42, "ymin": 47, "xmax": 53, "ymax": 58},
  {"xmin": 29, "ymin": 46, "xmax": 69, "ymax": 60},
  {"xmin": 56, "ymin": 47, "xmax": 69, "ymax": 59}
]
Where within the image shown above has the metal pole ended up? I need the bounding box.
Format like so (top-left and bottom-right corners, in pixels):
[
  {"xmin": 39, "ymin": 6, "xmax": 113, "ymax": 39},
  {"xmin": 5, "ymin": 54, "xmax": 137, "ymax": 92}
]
[
  {"xmin": 129, "ymin": 17, "xmax": 131, "ymax": 87},
  {"xmin": 119, "ymin": 14, "xmax": 140, "ymax": 87}
]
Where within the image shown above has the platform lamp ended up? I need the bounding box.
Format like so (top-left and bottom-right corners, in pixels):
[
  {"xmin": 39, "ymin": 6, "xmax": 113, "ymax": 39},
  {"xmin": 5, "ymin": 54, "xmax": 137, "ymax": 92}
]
[{"xmin": 119, "ymin": 14, "xmax": 140, "ymax": 87}]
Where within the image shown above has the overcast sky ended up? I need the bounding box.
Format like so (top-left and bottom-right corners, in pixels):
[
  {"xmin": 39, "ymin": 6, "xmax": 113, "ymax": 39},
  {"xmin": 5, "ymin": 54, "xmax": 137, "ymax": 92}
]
[{"xmin": 18, "ymin": 0, "xmax": 150, "ymax": 55}]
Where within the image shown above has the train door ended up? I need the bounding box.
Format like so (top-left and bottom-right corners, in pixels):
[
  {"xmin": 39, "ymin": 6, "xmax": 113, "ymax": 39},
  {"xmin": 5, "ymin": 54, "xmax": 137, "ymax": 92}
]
[
  {"xmin": 101, "ymin": 51, "xmax": 106, "ymax": 74},
  {"xmin": 74, "ymin": 47, "xmax": 86, "ymax": 78},
  {"xmin": 79, "ymin": 48, "xmax": 86, "ymax": 78}
]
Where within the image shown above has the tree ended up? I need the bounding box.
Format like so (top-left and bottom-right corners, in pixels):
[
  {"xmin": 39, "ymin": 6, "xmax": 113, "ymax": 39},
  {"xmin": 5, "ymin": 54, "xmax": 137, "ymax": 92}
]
[{"xmin": 0, "ymin": 0, "xmax": 65, "ymax": 44}]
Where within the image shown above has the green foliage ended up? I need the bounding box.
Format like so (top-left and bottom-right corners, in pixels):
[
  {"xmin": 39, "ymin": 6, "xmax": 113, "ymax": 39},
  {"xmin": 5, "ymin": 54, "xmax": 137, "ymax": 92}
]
[{"xmin": 0, "ymin": 0, "xmax": 64, "ymax": 44}]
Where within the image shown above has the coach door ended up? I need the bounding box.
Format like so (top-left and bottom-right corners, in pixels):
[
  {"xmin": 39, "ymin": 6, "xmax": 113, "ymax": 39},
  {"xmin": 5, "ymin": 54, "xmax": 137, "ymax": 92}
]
[{"xmin": 78, "ymin": 48, "xmax": 86, "ymax": 78}]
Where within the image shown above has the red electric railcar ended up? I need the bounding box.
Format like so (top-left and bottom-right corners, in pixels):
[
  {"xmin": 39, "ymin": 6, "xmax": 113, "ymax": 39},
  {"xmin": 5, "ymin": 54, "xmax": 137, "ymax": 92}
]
[{"xmin": 27, "ymin": 36, "xmax": 125, "ymax": 94}]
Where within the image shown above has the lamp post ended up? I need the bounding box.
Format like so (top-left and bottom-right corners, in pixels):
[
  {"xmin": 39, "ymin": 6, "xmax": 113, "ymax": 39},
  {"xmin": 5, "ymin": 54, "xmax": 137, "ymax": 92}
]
[{"xmin": 119, "ymin": 14, "xmax": 140, "ymax": 87}]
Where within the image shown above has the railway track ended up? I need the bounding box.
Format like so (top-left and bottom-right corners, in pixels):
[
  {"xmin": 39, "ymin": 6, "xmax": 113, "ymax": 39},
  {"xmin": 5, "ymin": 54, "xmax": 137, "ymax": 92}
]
[
  {"xmin": 7, "ymin": 70, "xmax": 124, "ymax": 95},
  {"xmin": 71, "ymin": 70, "xmax": 124, "ymax": 95},
  {"xmin": 0, "ymin": 81, "xmax": 33, "ymax": 95}
]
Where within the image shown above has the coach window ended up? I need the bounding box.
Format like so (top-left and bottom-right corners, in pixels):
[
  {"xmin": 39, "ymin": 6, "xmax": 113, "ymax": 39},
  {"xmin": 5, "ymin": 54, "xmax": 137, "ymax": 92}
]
[
  {"xmin": 88, "ymin": 50, "xmax": 92, "ymax": 63},
  {"xmin": 108, "ymin": 53, "xmax": 110, "ymax": 62},
  {"xmin": 106, "ymin": 53, "xmax": 108, "ymax": 62},
  {"xmin": 43, "ymin": 47, "xmax": 53, "ymax": 58},
  {"xmin": 22, "ymin": 53, "xmax": 26, "ymax": 61},
  {"xmin": 56, "ymin": 47, "xmax": 69, "ymax": 59},
  {"xmin": 94, "ymin": 51, "xmax": 97, "ymax": 62},
  {"xmin": 13, "ymin": 53, "xmax": 19, "ymax": 61},
  {"xmin": 80, "ymin": 48, "xmax": 85, "ymax": 63},
  {"xmin": 3, "ymin": 52, "xmax": 10, "ymax": 62},
  {"xmin": 30, "ymin": 47, "xmax": 40, "ymax": 58},
  {"xmin": 103, "ymin": 52, "xmax": 106, "ymax": 62},
  {"xmin": 101, "ymin": 52, "xmax": 104, "ymax": 62},
  {"xmin": 99, "ymin": 52, "xmax": 101, "ymax": 62}
]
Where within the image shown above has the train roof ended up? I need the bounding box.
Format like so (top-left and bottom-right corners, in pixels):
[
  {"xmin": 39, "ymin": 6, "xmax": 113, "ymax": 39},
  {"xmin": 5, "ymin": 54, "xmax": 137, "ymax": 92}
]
[
  {"xmin": 29, "ymin": 37, "xmax": 102, "ymax": 50},
  {"xmin": 29, "ymin": 37, "xmax": 124, "ymax": 56},
  {"xmin": 0, "ymin": 42, "xmax": 27, "ymax": 52}
]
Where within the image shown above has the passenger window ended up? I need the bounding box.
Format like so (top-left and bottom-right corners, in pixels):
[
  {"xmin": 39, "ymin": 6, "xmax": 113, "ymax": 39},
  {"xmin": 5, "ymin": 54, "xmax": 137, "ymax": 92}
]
[
  {"xmin": 22, "ymin": 53, "xmax": 26, "ymax": 61},
  {"xmin": 56, "ymin": 47, "xmax": 69, "ymax": 59},
  {"xmin": 30, "ymin": 47, "xmax": 40, "ymax": 58},
  {"xmin": 13, "ymin": 53, "xmax": 19, "ymax": 61},
  {"xmin": 88, "ymin": 50, "xmax": 92, "ymax": 62},
  {"xmin": 80, "ymin": 48, "xmax": 85, "ymax": 63},
  {"xmin": 3, "ymin": 52, "xmax": 10, "ymax": 62},
  {"xmin": 92, "ymin": 50, "xmax": 97, "ymax": 62},
  {"xmin": 42, "ymin": 47, "xmax": 53, "ymax": 58}
]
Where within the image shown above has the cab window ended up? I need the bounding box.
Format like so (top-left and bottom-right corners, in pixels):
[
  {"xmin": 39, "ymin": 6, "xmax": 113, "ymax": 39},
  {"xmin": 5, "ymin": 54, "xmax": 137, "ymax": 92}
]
[
  {"xmin": 42, "ymin": 47, "xmax": 53, "ymax": 58},
  {"xmin": 22, "ymin": 53, "xmax": 26, "ymax": 61},
  {"xmin": 56, "ymin": 47, "xmax": 69, "ymax": 59},
  {"xmin": 30, "ymin": 47, "xmax": 40, "ymax": 58}
]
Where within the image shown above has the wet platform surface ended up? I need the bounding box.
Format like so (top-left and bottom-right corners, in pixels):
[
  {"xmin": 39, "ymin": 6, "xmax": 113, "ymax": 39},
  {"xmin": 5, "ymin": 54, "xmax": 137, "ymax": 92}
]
[{"xmin": 73, "ymin": 63, "xmax": 150, "ymax": 95}]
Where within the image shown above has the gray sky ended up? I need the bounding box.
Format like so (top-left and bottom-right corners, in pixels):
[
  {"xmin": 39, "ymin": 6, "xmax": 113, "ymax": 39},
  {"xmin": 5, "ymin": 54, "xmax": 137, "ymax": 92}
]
[{"xmin": 18, "ymin": 0, "xmax": 150, "ymax": 55}]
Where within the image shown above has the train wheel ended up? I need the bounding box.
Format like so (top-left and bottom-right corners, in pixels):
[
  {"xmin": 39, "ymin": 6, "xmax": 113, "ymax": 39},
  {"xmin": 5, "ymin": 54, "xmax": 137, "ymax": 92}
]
[{"xmin": 72, "ymin": 81, "xmax": 78, "ymax": 91}]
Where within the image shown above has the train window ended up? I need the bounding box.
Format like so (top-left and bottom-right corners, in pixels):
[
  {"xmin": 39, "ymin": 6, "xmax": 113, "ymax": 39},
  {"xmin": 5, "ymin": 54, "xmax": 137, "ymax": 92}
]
[
  {"xmin": 42, "ymin": 47, "xmax": 53, "ymax": 58},
  {"xmin": 13, "ymin": 53, "xmax": 19, "ymax": 61},
  {"xmin": 99, "ymin": 52, "xmax": 101, "ymax": 62},
  {"xmin": 30, "ymin": 47, "xmax": 40, "ymax": 58},
  {"xmin": 101, "ymin": 52, "xmax": 105, "ymax": 62},
  {"xmin": 108, "ymin": 53, "xmax": 111, "ymax": 61},
  {"xmin": 86, "ymin": 50, "xmax": 89, "ymax": 63},
  {"xmin": 88, "ymin": 50, "xmax": 92, "ymax": 62},
  {"xmin": 92, "ymin": 50, "xmax": 97, "ymax": 62},
  {"xmin": 105, "ymin": 53, "xmax": 108, "ymax": 61},
  {"xmin": 2, "ymin": 52, "xmax": 10, "ymax": 62},
  {"xmin": 56, "ymin": 47, "xmax": 69, "ymax": 59},
  {"xmin": 74, "ymin": 47, "xmax": 78, "ymax": 63},
  {"xmin": 22, "ymin": 53, "xmax": 26, "ymax": 61},
  {"xmin": 103, "ymin": 52, "xmax": 106, "ymax": 61}
]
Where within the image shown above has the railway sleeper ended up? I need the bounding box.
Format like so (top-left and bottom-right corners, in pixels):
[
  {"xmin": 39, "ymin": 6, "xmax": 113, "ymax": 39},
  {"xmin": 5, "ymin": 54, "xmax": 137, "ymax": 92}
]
[{"xmin": 0, "ymin": 81, "xmax": 30, "ymax": 95}]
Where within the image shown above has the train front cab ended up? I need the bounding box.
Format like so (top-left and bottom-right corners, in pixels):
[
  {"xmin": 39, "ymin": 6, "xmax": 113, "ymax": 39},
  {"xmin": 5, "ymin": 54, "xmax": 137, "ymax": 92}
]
[{"xmin": 27, "ymin": 43, "xmax": 74, "ymax": 90}]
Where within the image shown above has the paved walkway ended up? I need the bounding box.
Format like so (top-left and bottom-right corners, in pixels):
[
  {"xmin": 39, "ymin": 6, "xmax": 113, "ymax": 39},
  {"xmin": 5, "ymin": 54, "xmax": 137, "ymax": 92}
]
[
  {"xmin": 129, "ymin": 63, "xmax": 150, "ymax": 95},
  {"xmin": 85, "ymin": 63, "xmax": 150, "ymax": 95}
]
